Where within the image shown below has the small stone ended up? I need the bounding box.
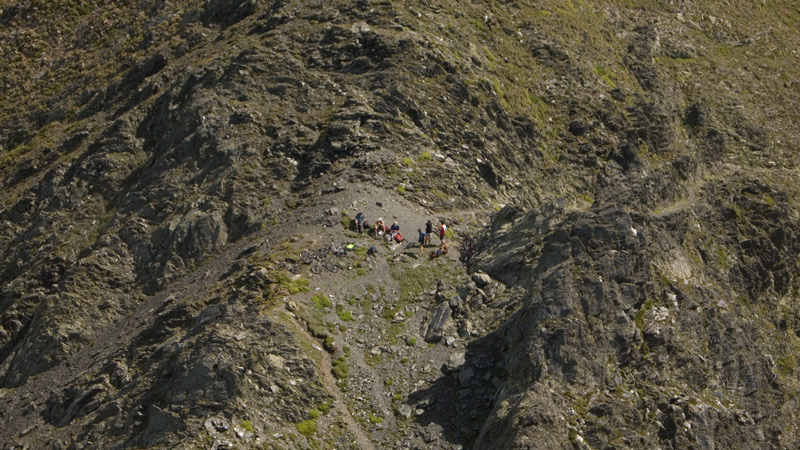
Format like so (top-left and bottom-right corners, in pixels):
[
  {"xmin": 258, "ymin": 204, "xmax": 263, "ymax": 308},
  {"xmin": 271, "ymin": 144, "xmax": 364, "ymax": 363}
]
[
  {"xmin": 253, "ymin": 267, "xmax": 269, "ymax": 279},
  {"xmin": 445, "ymin": 352, "xmax": 465, "ymax": 372},
  {"xmin": 471, "ymin": 271, "xmax": 492, "ymax": 287},
  {"xmin": 211, "ymin": 417, "xmax": 229, "ymax": 432},
  {"xmin": 398, "ymin": 404, "xmax": 413, "ymax": 419},
  {"xmin": 448, "ymin": 295, "xmax": 461, "ymax": 308}
]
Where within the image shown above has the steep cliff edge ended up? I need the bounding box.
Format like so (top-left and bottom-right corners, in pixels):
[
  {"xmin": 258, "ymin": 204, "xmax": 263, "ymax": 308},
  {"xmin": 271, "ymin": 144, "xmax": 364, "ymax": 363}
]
[{"xmin": 1, "ymin": 1, "xmax": 799, "ymax": 449}]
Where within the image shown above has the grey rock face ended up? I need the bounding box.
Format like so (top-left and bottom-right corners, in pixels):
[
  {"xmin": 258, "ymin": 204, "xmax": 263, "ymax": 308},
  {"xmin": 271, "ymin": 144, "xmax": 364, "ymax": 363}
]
[
  {"xmin": 471, "ymin": 190, "xmax": 800, "ymax": 449},
  {"xmin": 425, "ymin": 304, "xmax": 453, "ymax": 343}
]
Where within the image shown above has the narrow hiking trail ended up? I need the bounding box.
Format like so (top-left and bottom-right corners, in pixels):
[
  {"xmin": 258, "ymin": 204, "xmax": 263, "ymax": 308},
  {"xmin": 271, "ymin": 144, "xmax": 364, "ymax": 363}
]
[{"xmin": 287, "ymin": 315, "xmax": 377, "ymax": 450}]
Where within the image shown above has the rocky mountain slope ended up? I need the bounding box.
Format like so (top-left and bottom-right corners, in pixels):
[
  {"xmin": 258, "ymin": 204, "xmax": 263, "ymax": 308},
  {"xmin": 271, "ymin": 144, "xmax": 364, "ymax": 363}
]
[{"xmin": 1, "ymin": 0, "xmax": 799, "ymax": 448}]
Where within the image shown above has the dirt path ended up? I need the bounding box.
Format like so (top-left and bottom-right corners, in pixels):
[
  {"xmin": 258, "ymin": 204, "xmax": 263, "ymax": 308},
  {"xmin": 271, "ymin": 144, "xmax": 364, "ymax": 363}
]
[{"xmin": 287, "ymin": 316, "xmax": 377, "ymax": 450}]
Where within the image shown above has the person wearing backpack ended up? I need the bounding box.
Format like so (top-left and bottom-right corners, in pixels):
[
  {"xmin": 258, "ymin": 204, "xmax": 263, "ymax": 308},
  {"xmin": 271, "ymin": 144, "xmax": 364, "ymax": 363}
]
[
  {"xmin": 355, "ymin": 212, "xmax": 365, "ymax": 234},
  {"xmin": 418, "ymin": 229, "xmax": 426, "ymax": 255}
]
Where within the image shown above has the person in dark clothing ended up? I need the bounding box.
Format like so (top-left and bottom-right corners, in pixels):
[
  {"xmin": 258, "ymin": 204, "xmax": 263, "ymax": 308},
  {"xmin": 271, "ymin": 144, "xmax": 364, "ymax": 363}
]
[
  {"xmin": 355, "ymin": 212, "xmax": 365, "ymax": 233},
  {"xmin": 424, "ymin": 220, "xmax": 433, "ymax": 247},
  {"xmin": 418, "ymin": 229, "xmax": 426, "ymax": 255}
]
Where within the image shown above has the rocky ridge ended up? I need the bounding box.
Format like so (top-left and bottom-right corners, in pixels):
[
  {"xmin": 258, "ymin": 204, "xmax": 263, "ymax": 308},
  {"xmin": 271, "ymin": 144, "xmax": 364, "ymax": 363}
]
[{"xmin": 1, "ymin": 0, "xmax": 799, "ymax": 449}]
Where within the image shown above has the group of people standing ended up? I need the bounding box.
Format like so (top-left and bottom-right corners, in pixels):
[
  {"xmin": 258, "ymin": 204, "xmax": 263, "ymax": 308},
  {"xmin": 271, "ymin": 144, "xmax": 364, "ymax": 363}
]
[
  {"xmin": 417, "ymin": 219, "xmax": 448, "ymax": 256},
  {"xmin": 353, "ymin": 212, "xmax": 449, "ymax": 257}
]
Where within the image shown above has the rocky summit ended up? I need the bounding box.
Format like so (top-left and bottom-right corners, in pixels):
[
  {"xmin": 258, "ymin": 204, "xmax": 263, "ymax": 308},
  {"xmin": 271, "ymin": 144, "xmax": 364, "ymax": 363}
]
[{"xmin": 1, "ymin": 0, "xmax": 799, "ymax": 449}]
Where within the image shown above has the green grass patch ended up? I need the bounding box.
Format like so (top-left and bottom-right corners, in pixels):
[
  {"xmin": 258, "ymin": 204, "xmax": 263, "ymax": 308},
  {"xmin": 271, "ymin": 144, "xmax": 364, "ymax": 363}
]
[
  {"xmin": 406, "ymin": 337, "xmax": 417, "ymax": 346},
  {"xmin": 332, "ymin": 356, "xmax": 349, "ymax": 379},
  {"xmin": 308, "ymin": 409, "xmax": 321, "ymax": 419},
  {"xmin": 418, "ymin": 152, "xmax": 432, "ymax": 161},
  {"xmin": 241, "ymin": 420, "xmax": 254, "ymax": 432},
  {"xmin": 318, "ymin": 401, "xmax": 332, "ymax": 415},
  {"xmin": 593, "ymin": 65, "xmax": 617, "ymax": 89},
  {"xmin": 272, "ymin": 273, "xmax": 309, "ymax": 298},
  {"xmin": 715, "ymin": 246, "xmax": 732, "ymax": 270},
  {"xmin": 777, "ymin": 355, "xmax": 796, "ymax": 376},
  {"xmin": 634, "ymin": 299, "xmax": 656, "ymax": 330},
  {"xmin": 312, "ymin": 293, "xmax": 331, "ymax": 310},
  {"xmin": 341, "ymin": 213, "xmax": 353, "ymax": 229},
  {"xmin": 296, "ymin": 419, "xmax": 317, "ymax": 436},
  {"xmin": 336, "ymin": 304, "xmax": 354, "ymax": 321},
  {"xmin": 392, "ymin": 261, "xmax": 453, "ymax": 302},
  {"xmin": 401, "ymin": 157, "xmax": 413, "ymax": 166},
  {"xmin": 368, "ymin": 413, "xmax": 384, "ymax": 424}
]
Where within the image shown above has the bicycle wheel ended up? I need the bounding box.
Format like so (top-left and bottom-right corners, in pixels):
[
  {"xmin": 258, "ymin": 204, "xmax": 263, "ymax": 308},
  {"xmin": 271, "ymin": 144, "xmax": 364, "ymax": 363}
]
[{"xmin": 301, "ymin": 250, "xmax": 314, "ymax": 265}]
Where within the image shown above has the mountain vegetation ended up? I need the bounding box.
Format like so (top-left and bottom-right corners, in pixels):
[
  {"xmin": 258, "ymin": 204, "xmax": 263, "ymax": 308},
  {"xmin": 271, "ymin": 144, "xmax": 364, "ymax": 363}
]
[{"xmin": 1, "ymin": 0, "xmax": 799, "ymax": 448}]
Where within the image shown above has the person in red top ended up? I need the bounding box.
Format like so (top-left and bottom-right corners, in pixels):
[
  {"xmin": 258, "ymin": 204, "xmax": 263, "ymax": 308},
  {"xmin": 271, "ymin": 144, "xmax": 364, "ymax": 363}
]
[{"xmin": 439, "ymin": 222, "xmax": 447, "ymax": 243}]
